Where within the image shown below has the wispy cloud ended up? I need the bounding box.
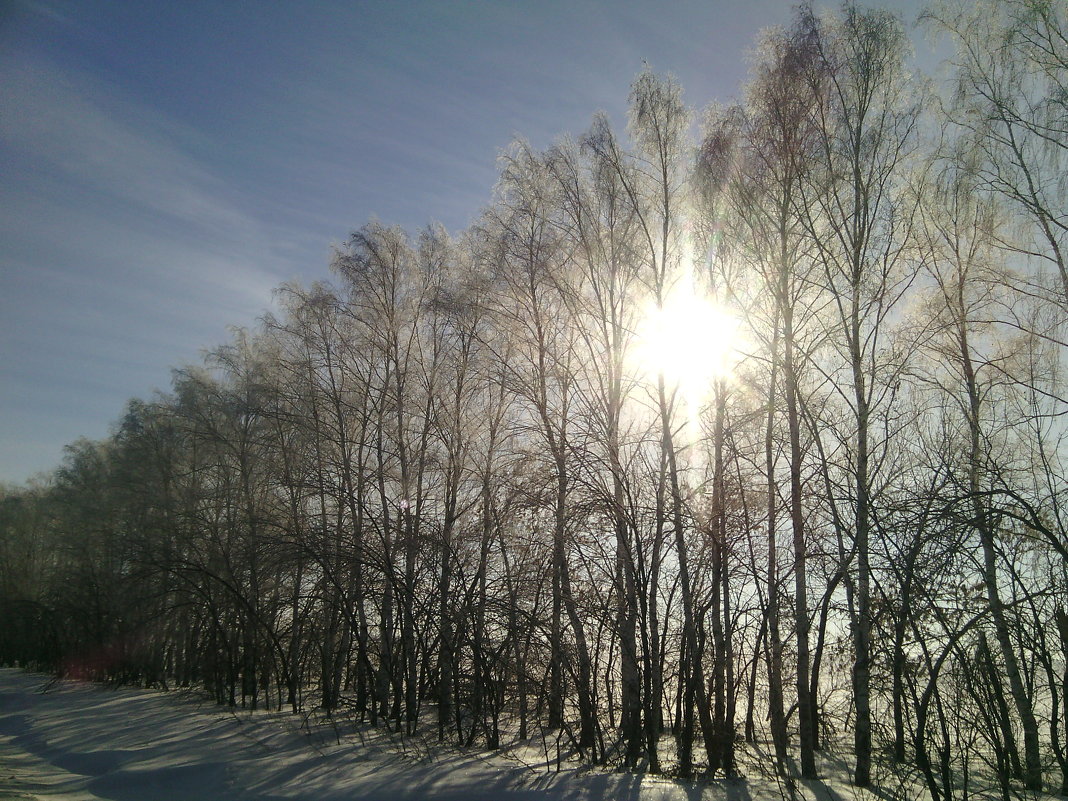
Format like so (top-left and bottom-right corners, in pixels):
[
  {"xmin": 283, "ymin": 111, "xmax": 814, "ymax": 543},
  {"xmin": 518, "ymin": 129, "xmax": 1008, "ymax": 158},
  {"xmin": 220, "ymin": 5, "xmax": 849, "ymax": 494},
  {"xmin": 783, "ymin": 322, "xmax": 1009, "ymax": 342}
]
[
  {"xmin": 0, "ymin": 53, "xmax": 293, "ymax": 482},
  {"xmin": 1, "ymin": 57, "xmax": 283, "ymax": 289}
]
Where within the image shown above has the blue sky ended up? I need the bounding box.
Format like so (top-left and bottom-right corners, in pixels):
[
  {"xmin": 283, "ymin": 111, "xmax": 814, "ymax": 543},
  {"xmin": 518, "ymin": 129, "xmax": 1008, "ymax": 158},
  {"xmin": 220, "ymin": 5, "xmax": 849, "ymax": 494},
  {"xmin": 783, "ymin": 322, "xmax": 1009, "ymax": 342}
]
[{"xmin": 0, "ymin": 0, "xmax": 932, "ymax": 485}]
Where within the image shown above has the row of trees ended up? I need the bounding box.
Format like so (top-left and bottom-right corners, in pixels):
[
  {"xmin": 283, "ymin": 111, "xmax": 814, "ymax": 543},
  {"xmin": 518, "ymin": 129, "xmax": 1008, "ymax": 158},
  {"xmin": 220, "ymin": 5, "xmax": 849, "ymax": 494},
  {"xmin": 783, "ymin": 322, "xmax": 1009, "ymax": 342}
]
[{"xmin": 2, "ymin": 1, "xmax": 1066, "ymax": 797}]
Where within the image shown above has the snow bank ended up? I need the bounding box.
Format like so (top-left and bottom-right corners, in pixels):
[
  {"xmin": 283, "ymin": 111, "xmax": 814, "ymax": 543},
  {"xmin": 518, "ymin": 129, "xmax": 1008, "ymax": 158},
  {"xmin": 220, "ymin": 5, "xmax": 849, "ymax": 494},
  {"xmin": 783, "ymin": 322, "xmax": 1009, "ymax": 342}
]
[{"xmin": 0, "ymin": 668, "xmax": 845, "ymax": 800}]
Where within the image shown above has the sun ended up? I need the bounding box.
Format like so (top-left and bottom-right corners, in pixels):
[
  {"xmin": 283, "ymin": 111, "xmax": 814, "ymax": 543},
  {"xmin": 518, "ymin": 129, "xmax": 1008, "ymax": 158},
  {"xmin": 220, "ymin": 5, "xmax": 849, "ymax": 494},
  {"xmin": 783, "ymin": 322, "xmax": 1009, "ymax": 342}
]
[{"xmin": 632, "ymin": 286, "xmax": 739, "ymax": 402}]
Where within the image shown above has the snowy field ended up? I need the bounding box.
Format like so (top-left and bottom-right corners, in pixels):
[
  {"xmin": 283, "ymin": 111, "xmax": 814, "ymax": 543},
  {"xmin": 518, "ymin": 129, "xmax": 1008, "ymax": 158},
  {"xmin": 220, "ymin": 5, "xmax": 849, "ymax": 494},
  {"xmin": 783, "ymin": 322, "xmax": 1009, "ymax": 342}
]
[{"xmin": 0, "ymin": 668, "xmax": 943, "ymax": 800}]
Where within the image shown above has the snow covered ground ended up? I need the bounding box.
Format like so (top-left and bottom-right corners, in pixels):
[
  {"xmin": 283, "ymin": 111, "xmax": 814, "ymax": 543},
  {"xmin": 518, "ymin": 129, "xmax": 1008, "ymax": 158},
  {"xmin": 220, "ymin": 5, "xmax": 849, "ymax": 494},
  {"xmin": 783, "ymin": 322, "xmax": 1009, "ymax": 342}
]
[{"xmin": 0, "ymin": 668, "xmax": 915, "ymax": 800}]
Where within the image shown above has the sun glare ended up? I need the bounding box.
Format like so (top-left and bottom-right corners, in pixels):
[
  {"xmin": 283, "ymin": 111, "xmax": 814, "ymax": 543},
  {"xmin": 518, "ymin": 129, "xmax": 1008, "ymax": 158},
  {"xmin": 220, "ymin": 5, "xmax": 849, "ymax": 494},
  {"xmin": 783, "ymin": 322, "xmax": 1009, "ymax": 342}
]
[{"xmin": 633, "ymin": 288, "xmax": 740, "ymax": 402}]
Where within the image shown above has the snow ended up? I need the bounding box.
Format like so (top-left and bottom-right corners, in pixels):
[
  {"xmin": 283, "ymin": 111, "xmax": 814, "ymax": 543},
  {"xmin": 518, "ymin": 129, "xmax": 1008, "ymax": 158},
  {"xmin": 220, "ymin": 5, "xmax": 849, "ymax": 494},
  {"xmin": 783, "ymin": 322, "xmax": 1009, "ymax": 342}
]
[{"xmin": 0, "ymin": 668, "xmax": 925, "ymax": 800}]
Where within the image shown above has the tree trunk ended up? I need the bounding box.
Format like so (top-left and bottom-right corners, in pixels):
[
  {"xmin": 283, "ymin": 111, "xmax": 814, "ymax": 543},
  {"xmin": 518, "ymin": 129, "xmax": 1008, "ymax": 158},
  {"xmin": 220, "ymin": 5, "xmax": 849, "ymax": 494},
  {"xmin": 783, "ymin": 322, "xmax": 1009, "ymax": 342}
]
[
  {"xmin": 1057, "ymin": 608, "xmax": 1068, "ymax": 796},
  {"xmin": 783, "ymin": 303, "xmax": 816, "ymax": 778},
  {"xmin": 962, "ymin": 319, "xmax": 1043, "ymax": 792},
  {"xmin": 659, "ymin": 376, "xmax": 715, "ymax": 777}
]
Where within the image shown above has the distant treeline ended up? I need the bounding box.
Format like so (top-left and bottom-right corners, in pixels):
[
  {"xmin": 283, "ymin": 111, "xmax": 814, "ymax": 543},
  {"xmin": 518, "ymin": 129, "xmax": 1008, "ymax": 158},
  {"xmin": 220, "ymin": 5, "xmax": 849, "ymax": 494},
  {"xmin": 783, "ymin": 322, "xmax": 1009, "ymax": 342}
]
[{"xmin": 2, "ymin": 2, "xmax": 1067, "ymax": 796}]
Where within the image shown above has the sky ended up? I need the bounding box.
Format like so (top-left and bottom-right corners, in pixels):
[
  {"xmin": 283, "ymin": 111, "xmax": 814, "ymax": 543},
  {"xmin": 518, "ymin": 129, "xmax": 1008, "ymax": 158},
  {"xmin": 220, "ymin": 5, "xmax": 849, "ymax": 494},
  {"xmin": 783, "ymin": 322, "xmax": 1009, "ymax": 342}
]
[{"xmin": 0, "ymin": 0, "xmax": 935, "ymax": 485}]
